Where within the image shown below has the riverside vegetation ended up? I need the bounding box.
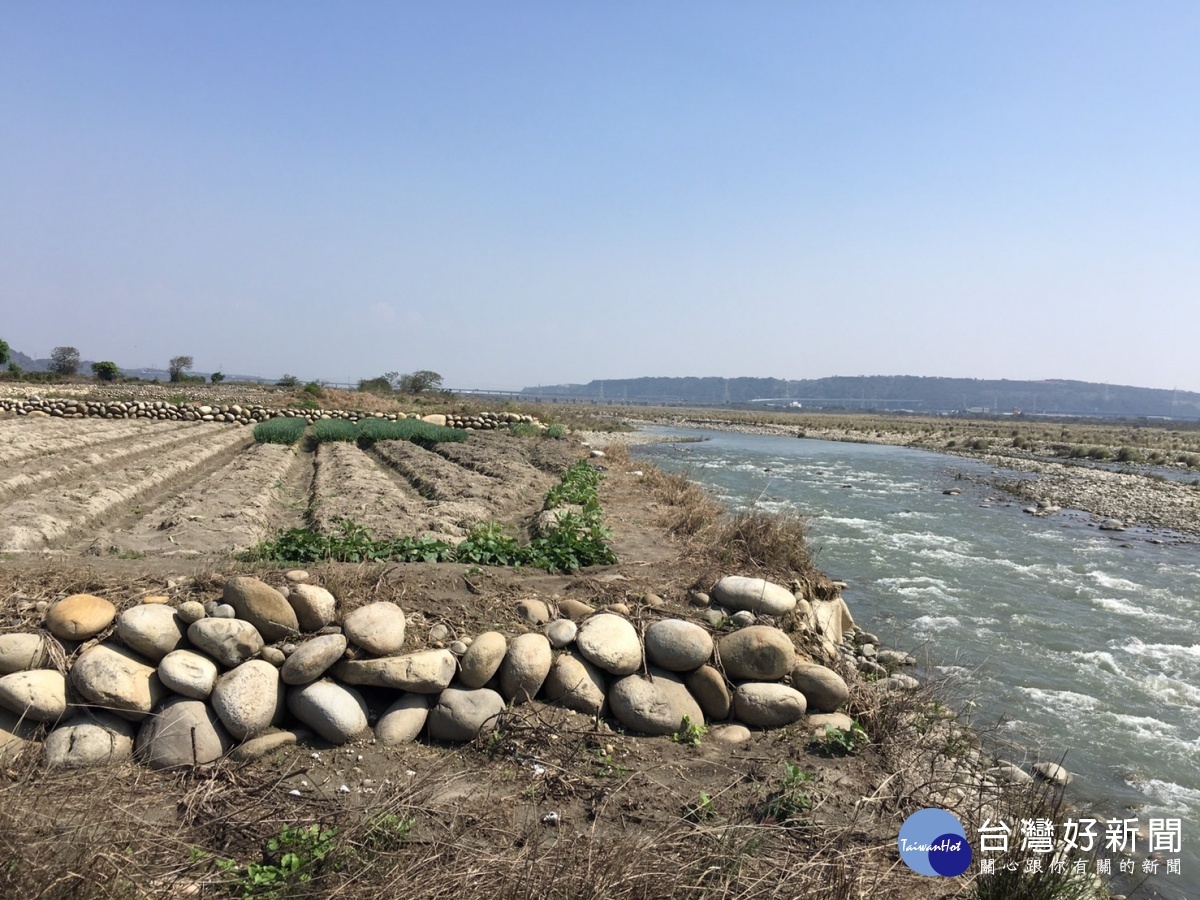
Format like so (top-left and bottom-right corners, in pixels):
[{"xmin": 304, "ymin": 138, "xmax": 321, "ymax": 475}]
[{"xmin": 0, "ymin": 385, "xmax": 1120, "ymax": 899}]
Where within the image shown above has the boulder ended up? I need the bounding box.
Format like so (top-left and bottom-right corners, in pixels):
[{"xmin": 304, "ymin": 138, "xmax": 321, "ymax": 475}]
[
  {"xmin": 499, "ymin": 633, "xmax": 552, "ymax": 703},
  {"xmin": 43, "ymin": 711, "xmax": 135, "ymax": 768},
  {"xmin": 116, "ymin": 604, "xmax": 188, "ymax": 661},
  {"xmin": 0, "ymin": 633, "xmax": 49, "ymax": 675},
  {"xmin": 177, "ymin": 601, "xmax": 207, "ymax": 624},
  {"xmin": 790, "ymin": 664, "xmax": 848, "ymax": 713},
  {"xmin": 1033, "ymin": 762, "xmax": 1072, "ymax": 786},
  {"xmin": 686, "ymin": 665, "xmax": 731, "ymax": 720},
  {"xmin": 157, "ymin": 650, "xmax": 220, "ymax": 699},
  {"xmin": 709, "ymin": 724, "xmax": 752, "ymax": 745},
  {"xmin": 286, "ymin": 680, "xmax": 369, "ymax": 744},
  {"xmin": 187, "ymin": 618, "xmax": 264, "ymax": 668},
  {"xmin": 516, "ymin": 599, "xmax": 553, "ymax": 625},
  {"xmin": 459, "ymin": 632, "xmax": 507, "ymax": 689},
  {"xmin": 222, "ymin": 576, "xmax": 298, "ymax": 642},
  {"xmin": 376, "ymin": 694, "xmax": 430, "ymax": 745},
  {"xmin": 608, "ymin": 668, "xmax": 704, "ymax": 736},
  {"xmin": 545, "ymin": 619, "xmax": 578, "ymax": 648},
  {"xmin": 0, "ymin": 708, "xmax": 38, "ymax": 762},
  {"xmin": 575, "ymin": 614, "xmax": 642, "ymax": 676},
  {"xmin": 644, "ymin": 619, "xmax": 713, "ymax": 672},
  {"xmin": 280, "ymin": 635, "xmax": 347, "ymax": 686},
  {"xmin": 555, "ymin": 599, "xmax": 596, "ymax": 620},
  {"xmin": 46, "ymin": 593, "xmax": 116, "ymax": 640},
  {"xmin": 543, "ymin": 653, "xmax": 606, "ymax": 715},
  {"xmin": 0, "ymin": 669, "xmax": 69, "ymax": 722},
  {"xmin": 718, "ymin": 626, "xmax": 796, "ymax": 681},
  {"xmin": 71, "ymin": 644, "xmax": 164, "ymax": 720},
  {"xmin": 342, "ymin": 602, "xmax": 406, "ymax": 656},
  {"xmin": 333, "ymin": 650, "xmax": 456, "ymax": 693},
  {"xmin": 711, "ymin": 576, "xmax": 796, "ymax": 617},
  {"xmin": 211, "ymin": 660, "xmax": 284, "ymax": 740},
  {"xmin": 427, "ymin": 687, "xmax": 505, "ymax": 742},
  {"xmin": 732, "ymin": 683, "xmax": 807, "ymax": 728},
  {"xmin": 228, "ymin": 729, "xmax": 303, "ymax": 762},
  {"xmin": 286, "ymin": 584, "xmax": 337, "ymax": 632},
  {"xmin": 136, "ymin": 698, "xmax": 231, "ymax": 768},
  {"xmin": 808, "ymin": 712, "xmax": 854, "ymax": 738}
]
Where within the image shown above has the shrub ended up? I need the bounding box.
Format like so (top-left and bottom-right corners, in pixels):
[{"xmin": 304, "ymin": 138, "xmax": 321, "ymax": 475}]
[
  {"xmin": 358, "ymin": 376, "xmax": 393, "ymax": 394},
  {"xmin": 210, "ymin": 371, "xmax": 225, "ymax": 383},
  {"xmin": 91, "ymin": 361, "xmax": 120, "ymax": 382},
  {"xmin": 1115, "ymin": 446, "xmax": 1143, "ymax": 463},
  {"xmin": 509, "ymin": 422, "xmax": 543, "ymax": 438},
  {"xmin": 303, "ymin": 381, "xmax": 324, "ymax": 398},
  {"xmin": 277, "ymin": 374, "xmax": 300, "ymax": 388},
  {"xmin": 253, "ymin": 417, "xmax": 307, "ymax": 445}
]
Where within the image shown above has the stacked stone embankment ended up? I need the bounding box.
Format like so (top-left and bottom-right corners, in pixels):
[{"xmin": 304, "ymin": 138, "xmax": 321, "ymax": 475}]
[
  {"xmin": 0, "ymin": 573, "xmax": 922, "ymax": 770},
  {"xmin": 0, "ymin": 397, "xmax": 537, "ymax": 430}
]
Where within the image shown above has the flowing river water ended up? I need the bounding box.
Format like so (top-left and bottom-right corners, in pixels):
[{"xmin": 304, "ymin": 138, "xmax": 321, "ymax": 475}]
[{"xmin": 631, "ymin": 427, "xmax": 1199, "ymax": 899}]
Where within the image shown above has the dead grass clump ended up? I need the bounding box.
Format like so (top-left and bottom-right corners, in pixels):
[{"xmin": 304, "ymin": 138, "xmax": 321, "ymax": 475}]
[
  {"xmin": 703, "ymin": 509, "xmax": 815, "ymax": 579},
  {"xmin": 641, "ymin": 467, "xmax": 725, "ymax": 539}
]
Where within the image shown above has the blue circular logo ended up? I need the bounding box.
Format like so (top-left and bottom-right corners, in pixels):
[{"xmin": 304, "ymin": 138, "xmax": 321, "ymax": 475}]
[{"xmin": 898, "ymin": 808, "xmax": 972, "ymax": 877}]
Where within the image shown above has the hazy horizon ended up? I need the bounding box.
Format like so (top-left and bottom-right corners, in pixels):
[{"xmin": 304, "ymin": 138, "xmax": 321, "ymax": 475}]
[{"xmin": 3, "ymin": 4, "xmax": 1198, "ymax": 392}]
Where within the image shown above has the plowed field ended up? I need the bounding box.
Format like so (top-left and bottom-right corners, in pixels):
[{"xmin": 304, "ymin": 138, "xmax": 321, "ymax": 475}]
[{"xmin": 0, "ymin": 417, "xmax": 582, "ymax": 558}]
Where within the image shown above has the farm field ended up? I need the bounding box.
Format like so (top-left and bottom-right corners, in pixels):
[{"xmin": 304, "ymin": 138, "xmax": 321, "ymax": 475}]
[{"xmin": 0, "ymin": 416, "xmax": 581, "ymax": 558}]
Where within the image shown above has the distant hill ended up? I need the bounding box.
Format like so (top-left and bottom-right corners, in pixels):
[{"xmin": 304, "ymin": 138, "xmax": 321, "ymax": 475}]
[{"xmin": 522, "ymin": 375, "xmax": 1200, "ymax": 419}]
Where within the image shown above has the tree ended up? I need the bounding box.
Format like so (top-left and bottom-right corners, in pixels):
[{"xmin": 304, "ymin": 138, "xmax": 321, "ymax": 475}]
[
  {"xmin": 277, "ymin": 374, "xmax": 299, "ymax": 388},
  {"xmin": 210, "ymin": 371, "xmax": 226, "ymax": 383},
  {"xmin": 169, "ymin": 356, "xmax": 194, "ymax": 382},
  {"xmin": 0, "ymin": 338, "xmax": 9, "ymax": 367},
  {"xmin": 50, "ymin": 346, "xmax": 80, "ymax": 376},
  {"xmin": 398, "ymin": 370, "xmax": 444, "ymax": 394},
  {"xmin": 91, "ymin": 361, "xmax": 120, "ymax": 382},
  {"xmin": 358, "ymin": 375, "xmax": 393, "ymax": 394}
]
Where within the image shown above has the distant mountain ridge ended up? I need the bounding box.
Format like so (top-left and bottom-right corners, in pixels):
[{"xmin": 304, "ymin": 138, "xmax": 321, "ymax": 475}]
[{"xmin": 522, "ymin": 375, "xmax": 1200, "ymax": 419}]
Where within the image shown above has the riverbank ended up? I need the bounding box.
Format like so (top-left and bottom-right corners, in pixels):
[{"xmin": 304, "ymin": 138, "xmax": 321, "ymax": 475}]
[{"xmin": 614, "ymin": 412, "xmax": 1200, "ymax": 541}]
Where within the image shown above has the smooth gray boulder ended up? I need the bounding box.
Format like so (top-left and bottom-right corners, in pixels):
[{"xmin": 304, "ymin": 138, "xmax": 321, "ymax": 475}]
[
  {"xmin": 0, "ymin": 669, "xmax": 69, "ymax": 723},
  {"xmin": 136, "ymin": 698, "xmax": 231, "ymax": 768},
  {"xmin": 732, "ymin": 683, "xmax": 807, "ymax": 728},
  {"xmin": 332, "ymin": 650, "xmax": 456, "ymax": 693},
  {"xmin": 543, "ymin": 653, "xmax": 607, "ymax": 715},
  {"xmin": 711, "ymin": 576, "xmax": 797, "ymax": 617},
  {"xmin": 376, "ymin": 694, "xmax": 430, "ymax": 745},
  {"xmin": 71, "ymin": 644, "xmax": 164, "ymax": 721},
  {"xmin": 575, "ymin": 614, "xmax": 642, "ymax": 676},
  {"xmin": 0, "ymin": 633, "xmax": 49, "ymax": 675},
  {"xmin": 608, "ymin": 668, "xmax": 704, "ymax": 736},
  {"xmin": 499, "ymin": 633, "xmax": 553, "ymax": 703},
  {"xmin": 342, "ymin": 602, "xmax": 406, "ymax": 656},
  {"xmin": 286, "ymin": 680, "xmax": 369, "ymax": 745},
  {"xmin": 116, "ymin": 604, "xmax": 188, "ymax": 661},
  {"xmin": 280, "ymin": 635, "xmax": 347, "ymax": 685},
  {"xmin": 644, "ymin": 619, "xmax": 713, "ymax": 672},
  {"xmin": 545, "ymin": 619, "xmax": 578, "ymax": 649},
  {"xmin": 158, "ymin": 650, "xmax": 220, "ymax": 699},
  {"xmin": 790, "ymin": 663, "xmax": 848, "ymax": 713},
  {"xmin": 211, "ymin": 660, "xmax": 284, "ymax": 740},
  {"xmin": 718, "ymin": 626, "xmax": 796, "ymax": 681},
  {"xmin": 459, "ymin": 632, "xmax": 507, "ymax": 688},
  {"xmin": 187, "ymin": 618, "xmax": 265, "ymax": 668},
  {"xmin": 686, "ymin": 665, "xmax": 731, "ymax": 720},
  {"xmin": 44, "ymin": 711, "xmax": 135, "ymax": 768},
  {"xmin": 223, "ymin": 575, "xmax": 298, "ymax": 642},
  {"xmin": 427, "ymin": 687, "xmax": 505, "ymax": 742},
  {"xmin": 286, "ymin": 583, "xmax": 337, "ymax": 632}
]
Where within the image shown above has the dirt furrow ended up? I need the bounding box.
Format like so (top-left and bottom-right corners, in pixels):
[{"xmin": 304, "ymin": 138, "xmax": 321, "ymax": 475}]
[
  {"xmin": 0, "ymin": 426, "xmax": 252, "ymax": 553},
  {"xmin": 92, "ymin": 443, "xmax": 305, "ymax": 558},
  {"xmin": 0, "ymin": 417, "xmax": 161, "ymax": 467},
  {"xmin": 433, "ymin": 436, "xmax": 553, "ymax": 485},
  {"xmin": 0, "ymin": 422, "xmax": 230, "ymax": 503},
  {"xmin": 310, "ymin": 442, "xmax": 433, "ymax": 539},
  {"xmin": 371, "ymin": 440, "xmax": 498, "ymax": 501}
]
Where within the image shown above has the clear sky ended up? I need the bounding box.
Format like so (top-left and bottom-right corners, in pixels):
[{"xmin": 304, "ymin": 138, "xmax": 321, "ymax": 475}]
[{"xmin": 2, "ymin": 3, "xmax": 1198, "ymax": 391}]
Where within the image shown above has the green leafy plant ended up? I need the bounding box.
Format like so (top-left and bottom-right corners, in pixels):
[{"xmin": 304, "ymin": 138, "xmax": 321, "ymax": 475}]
[
  {"xmin": 809, "ymin": 721, "xmax": 869, "ymax": 757},
  {"xmin": 253, "ymin": 417, "xmax": 307, "ymax": 445},
  {"xmin": 761, "ymin": 762, "xmax": 814, "ymax": 823},
  {"xmin": 198, "ymin": 824, "xmax": 339, "ymax": 897},
  {"xmin": 684, "ymin": 791, "xmax": 716, "ymax": 822},
  {"xmin": 362, "ymin": 813, "xmax": 416, "ymax": 850},
  {"xmin": 671, "ymin": 714, "xmax": 708, "ymax": 748},
  {"xmin": 311, "ymin": 419, "xmax": 360, "ymax": 443}
]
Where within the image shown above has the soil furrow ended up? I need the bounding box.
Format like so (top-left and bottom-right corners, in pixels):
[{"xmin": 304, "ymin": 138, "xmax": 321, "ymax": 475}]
[
  {"xmin": 0, "ymin": 426, "xmax": 251, "ymax": 553},
  {"xmin": 311, "ymin": 442, "xmax": 437, "ymax": 539},
  {"xmin": 370, "ymin": 440, "xmax": 497, "ymax": 501},
  {"xmin": 0, "ymin": 422, "xmax": 228, "ymax": 503},
  {"xmin": 433, "ymin": 437, "xmax": 550, "ymax": 484},
  {"xmin": 93, "ymin": 443, "xmax": 305, "ymax": 558},
  {"xmin": 0, "ymin": 418, "xmax": 160, "ymax": 467}
]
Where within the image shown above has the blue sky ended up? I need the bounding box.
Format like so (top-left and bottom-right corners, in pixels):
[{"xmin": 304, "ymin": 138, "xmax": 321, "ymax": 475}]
[{"xmin": 2, "ymin": 3, "xmax": 1198, "ymax": 390}]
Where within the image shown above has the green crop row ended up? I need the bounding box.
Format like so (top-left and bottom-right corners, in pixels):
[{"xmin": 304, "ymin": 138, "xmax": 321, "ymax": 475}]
[{"xmin": 252, "ymin": 417, "xmax": 307, "ymax": 445}]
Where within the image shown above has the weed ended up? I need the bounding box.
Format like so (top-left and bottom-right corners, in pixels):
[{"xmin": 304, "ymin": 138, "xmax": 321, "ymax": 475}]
[
  {"xmin": 684, "ymin": 791, "xmax": 716, "ymax": 823},
  {"xmin": 761, "ymin": 762, "xmax": 814, "ymax": 824},
  {"xmin": 361, "ymin": 813, "xmax": 416, "ymax": 851},
  {"xmin": 199, "ymin": 823, "xmax": 339, "ymax": 897},
  {"xmin": 809, "ymin": 721, "xmax": 869, "ymax": 757},
  {"xmin": 593, "ymin": 748, "xmax": 629, "ymax": 778},
  {"xmin": 671, "ymin": 715, "xmax": 708, "ymax": 748}
]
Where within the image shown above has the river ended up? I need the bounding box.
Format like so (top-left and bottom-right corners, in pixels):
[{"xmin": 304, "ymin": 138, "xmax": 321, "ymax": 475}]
[{"xmin": 631, "ymin": 427, "xmax": 1199, "ymax": 899}]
